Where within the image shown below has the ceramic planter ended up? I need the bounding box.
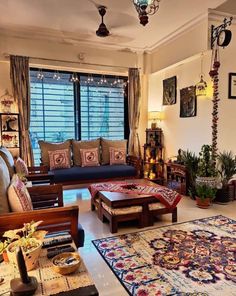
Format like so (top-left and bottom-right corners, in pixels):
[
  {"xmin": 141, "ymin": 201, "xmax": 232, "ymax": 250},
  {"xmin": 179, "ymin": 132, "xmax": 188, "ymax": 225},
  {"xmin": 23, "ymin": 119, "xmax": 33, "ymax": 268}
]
[
  {"xmin": 7, "ymin": 238, "xmax": 42, "ymax": 271},
  {"xmin": 196, "ymin": 176, "xmax": 220, "ymax": 188}
]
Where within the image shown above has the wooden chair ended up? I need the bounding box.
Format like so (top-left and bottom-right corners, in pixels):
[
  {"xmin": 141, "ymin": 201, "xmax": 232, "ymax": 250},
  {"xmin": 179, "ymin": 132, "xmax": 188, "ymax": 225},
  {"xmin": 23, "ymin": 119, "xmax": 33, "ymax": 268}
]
[{"xmin": 0, "ymin": 183, "xmax": 81, "ymax": 247}]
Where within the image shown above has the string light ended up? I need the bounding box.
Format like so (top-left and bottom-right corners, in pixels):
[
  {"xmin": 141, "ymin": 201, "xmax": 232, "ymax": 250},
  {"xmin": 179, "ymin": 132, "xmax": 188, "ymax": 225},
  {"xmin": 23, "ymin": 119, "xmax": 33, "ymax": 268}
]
[
  {"xmin": 37, "ymin": 69, "xmax": 44, "ymax": 80},
  {"xmin": 69, "ymin": 73, "xmax": 79, "ymax": 83},
  {"xmin": 53, "ymin": 71, "xmax": 61, "ymax": 80}
]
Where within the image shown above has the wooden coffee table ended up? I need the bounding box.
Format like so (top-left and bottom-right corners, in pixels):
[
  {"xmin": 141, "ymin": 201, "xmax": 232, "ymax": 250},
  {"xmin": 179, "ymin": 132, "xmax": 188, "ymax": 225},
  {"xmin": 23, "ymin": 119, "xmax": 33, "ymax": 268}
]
[{"xmin": 98, "ymin": 179, "xmax": 178, "ymax": 233}]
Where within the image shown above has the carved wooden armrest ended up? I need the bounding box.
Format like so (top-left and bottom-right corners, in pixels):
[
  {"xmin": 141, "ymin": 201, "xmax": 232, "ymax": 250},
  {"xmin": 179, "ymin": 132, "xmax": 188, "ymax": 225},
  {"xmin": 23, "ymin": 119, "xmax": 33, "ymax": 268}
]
[
  {"xmin": 0, "ymin": 206, "xmax": 79, "ymax": 247},
  {"xmin": 28, "ymin": 184, "xmax": 63, "ymax": 209},
  {"xmin": 127, "ymin": 155, "xmax": 142, "ymax": 178},
  {"xmin": 27, "ymin": 165, "xmax": 48, "ymax": 174}
]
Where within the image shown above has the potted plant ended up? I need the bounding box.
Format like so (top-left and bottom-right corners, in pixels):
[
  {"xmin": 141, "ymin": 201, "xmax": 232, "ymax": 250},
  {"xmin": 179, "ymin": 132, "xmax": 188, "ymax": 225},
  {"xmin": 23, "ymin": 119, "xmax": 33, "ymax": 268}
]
[
  {"xmin": 195, "ymin": 184, "xmax": 217, "ymax": 208},
  {"xmin": 196, "ymin": 145, "xmax": 219, "ymax": 188},
  {"xmin": 216, "ymin": 151, "xmax": 236, "ymax": 203},
  {"xmin": 2, "ymin": 221, "xmax": 46, "ymax": 270},
  {"xmin": 181, "ymin": 149, "xmax": 199, "ymax": 199}
]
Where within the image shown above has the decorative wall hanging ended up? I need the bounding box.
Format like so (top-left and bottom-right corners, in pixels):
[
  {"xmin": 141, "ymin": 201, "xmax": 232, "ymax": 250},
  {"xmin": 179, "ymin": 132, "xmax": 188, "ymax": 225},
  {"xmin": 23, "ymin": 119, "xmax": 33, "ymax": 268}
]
[
  {"xmin": 228, "ymin": 73, "xmax": 236, "ymax": 98},
  {"xmin": 180, "ymin": 86, "xmax": 197, "ymax": 118},
  {"xmin": 195, "ymin": 53, "xmax": 207, "ymax": 97},
  {"xmin": 209, "ymin": 17, "xmax": 232, "ymax": 163},
  {"xmin": 163, "ymin": 76, "xmax": 177, "ymax": 105},
  {"xmin": 0, "ymin": 89, "xmax": 14, "ymax": 113}
]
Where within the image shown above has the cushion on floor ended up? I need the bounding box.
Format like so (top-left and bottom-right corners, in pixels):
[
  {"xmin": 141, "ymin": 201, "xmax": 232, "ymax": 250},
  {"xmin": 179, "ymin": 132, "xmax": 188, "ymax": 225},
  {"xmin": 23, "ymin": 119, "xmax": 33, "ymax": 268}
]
[
  {"xmin": 51, "ymin": 164, "xmax": 136, "ymax": 183},
  {"xmin": 102, "ymin": 202, "xmax": 142, "ymax": 216}
]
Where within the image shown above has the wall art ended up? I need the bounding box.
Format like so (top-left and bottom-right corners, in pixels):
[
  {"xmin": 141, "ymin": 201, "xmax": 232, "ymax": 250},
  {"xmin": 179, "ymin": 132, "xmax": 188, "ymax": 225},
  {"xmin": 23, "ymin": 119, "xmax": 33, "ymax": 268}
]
[
  {"xmin": 228, "ymin": 72, "xmax": 236, "ymax": 98},
  {"xmin": 180, "ymin": 86, "xmax": 197, "ymax": 118},
  {"xmin": 163, "ymin": 76, "xmax": 177, "ymax": 105}
]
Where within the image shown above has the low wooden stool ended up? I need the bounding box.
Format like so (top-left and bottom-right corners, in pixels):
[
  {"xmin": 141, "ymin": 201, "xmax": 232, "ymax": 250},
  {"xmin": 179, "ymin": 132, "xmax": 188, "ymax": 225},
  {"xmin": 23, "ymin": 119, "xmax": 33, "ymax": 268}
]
[{"xmin": 148, "ymin": 203, "xmax": 178, "ymax": 226}]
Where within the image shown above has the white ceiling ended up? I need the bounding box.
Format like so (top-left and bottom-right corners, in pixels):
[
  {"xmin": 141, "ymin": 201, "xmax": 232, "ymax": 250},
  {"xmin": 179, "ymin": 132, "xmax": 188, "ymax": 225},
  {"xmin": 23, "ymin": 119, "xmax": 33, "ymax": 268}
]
[{"xmin": 0, "ymin": 0, "xmax": 233, "ymax": 51}]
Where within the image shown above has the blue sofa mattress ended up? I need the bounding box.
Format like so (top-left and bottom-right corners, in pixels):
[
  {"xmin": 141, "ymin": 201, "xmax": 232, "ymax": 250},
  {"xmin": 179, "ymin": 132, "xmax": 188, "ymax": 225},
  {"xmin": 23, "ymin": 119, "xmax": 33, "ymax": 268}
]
[{"xmin": 51, "ymin": 164, "xmax": 136, "ymax": 183}]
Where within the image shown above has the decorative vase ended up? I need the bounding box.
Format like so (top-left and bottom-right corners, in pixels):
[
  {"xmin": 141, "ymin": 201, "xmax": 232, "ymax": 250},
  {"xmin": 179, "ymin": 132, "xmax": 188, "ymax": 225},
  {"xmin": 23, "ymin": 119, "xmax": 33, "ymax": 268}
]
[
  {"xmin": 196, "ymin": 197, "xmax": 211, "ymax": 209},
  {"xmin": 7, "ymin": 238, "xmax": 42, "ymax": 271}
]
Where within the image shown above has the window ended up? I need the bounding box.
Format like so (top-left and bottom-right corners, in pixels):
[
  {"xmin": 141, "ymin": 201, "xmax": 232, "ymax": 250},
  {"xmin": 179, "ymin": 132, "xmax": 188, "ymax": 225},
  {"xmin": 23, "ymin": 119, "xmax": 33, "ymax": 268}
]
[{"xmin": 30, "ymin": 69, "xmax": 128, "ymax": 164}]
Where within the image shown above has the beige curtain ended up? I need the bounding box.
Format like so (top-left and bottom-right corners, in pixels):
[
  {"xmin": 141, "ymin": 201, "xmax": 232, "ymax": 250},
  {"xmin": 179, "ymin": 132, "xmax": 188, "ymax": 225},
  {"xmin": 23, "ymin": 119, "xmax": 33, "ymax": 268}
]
[
  {"xmin": 10, "ymin": 55, "xmax": 34, "ymax": 166},
  {"xmin": 128, "ymin": 68, "xmax": 141, "ymax": 157}
]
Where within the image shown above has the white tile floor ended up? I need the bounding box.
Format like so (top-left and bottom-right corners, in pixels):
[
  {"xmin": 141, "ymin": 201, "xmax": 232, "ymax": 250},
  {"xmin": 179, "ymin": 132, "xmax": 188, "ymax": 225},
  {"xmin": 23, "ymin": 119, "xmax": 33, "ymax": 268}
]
[{"xmin": 63, "ymin": 187, "xmax": 236, "ymax": 296}]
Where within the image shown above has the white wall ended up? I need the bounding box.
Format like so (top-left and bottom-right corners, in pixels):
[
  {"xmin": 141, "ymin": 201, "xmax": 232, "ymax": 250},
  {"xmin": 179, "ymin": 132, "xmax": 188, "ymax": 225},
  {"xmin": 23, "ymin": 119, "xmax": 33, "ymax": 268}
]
[{"xmin": 148, "ymin": 26, "xmax": 236, "ymax": 159}]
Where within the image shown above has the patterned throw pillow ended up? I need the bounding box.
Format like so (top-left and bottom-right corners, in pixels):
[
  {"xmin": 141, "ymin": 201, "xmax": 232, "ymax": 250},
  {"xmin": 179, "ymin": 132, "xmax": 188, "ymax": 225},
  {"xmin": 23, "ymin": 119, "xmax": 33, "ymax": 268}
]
[
  {"xmin": 80, "ymin": 148, "xmax": 100, "ymax": 167},
  {"xmin": 15, "ymin": 157, "xmax": 29, "ymax": 176},
  {"xmin": 109, "ymin": 147, "xmax": 126, "ymax": 165},
  {"xmin": 48, "ymin": 149, "xmax": 71, "ymax": 170},
  {"xmin": 8, "ymin": 174, "xmax": 33, "ymax": 212}
]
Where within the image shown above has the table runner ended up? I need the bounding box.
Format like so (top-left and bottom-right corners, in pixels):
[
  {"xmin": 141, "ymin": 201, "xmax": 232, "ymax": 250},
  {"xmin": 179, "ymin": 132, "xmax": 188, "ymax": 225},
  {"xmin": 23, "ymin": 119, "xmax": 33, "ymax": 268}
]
[
  {"xmin": 89, "ymin": 181, "xmax": 182, "ymax": 209},
  {"xmin": 0, "ymin": 248, "xmax": 94, "ymax": 296}
]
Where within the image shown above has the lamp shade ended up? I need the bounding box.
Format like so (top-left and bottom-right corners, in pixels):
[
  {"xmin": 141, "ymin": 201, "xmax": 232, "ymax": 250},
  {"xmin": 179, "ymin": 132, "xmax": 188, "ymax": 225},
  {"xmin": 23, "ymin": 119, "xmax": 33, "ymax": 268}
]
[{"xmin": 148, "ymin": 111, "xmax": 161, "ymax": 121}]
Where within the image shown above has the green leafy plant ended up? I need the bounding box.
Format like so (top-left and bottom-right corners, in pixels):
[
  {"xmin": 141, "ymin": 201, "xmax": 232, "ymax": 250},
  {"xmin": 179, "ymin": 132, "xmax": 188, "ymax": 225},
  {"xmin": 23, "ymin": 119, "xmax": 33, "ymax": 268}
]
[
  {"xmin": 195, "ymin": 184, "xmax": 217, "ymax": 201},
  {"xmin": 217, "ymin": 151, "xmax": 236, "ymax": 187},
  {"xmin": 198, "ymin": 145, "xmax": 217, "ymax": 177},
  {"xmin": 182, "ymin": 150, "xmax": 199, "ymax": 198}
]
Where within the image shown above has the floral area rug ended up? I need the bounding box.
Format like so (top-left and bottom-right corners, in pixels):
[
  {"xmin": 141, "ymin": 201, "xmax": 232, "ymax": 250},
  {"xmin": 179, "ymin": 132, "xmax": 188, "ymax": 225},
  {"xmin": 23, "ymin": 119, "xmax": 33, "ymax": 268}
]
[{"xmin": 92, "ymin": 215, "xmax": 236, "ymax": 296}]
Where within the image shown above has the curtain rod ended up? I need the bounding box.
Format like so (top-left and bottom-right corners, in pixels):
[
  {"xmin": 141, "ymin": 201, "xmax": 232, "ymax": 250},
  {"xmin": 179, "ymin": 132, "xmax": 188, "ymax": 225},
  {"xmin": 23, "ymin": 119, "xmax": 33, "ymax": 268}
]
[{"xmin": 3, "ymin": 53, "xmax": 140, "ymax": 70}]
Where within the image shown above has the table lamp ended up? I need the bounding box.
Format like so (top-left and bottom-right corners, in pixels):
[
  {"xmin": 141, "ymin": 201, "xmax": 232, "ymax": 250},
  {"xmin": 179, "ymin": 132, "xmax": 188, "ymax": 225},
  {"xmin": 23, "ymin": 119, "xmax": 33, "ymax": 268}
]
[{"xmin": 148, "ymin": 111, "xmax": 162, "ymax": 129}]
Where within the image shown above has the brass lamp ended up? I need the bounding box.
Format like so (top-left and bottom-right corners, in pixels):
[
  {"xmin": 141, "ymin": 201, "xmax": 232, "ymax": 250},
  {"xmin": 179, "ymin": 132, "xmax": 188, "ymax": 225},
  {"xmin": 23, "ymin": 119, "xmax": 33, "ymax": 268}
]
[{"xmin": 148, "ymin": 111, "xmax": 162, "ymax": 129}]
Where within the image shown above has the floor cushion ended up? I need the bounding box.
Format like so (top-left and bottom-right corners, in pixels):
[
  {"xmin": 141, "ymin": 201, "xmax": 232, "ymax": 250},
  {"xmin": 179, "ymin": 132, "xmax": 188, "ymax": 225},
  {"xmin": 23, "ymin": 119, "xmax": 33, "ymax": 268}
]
[
  {"xmin": 0, "ymin": 156, "xmax": 11, "ymax": 213},
  {"xmin": 51, "ymin": 164, "xmax": 136, "ymax": 183},
  {"xmin": 102, "ymin": 202, "xmax": 142, "ymax": 216}
]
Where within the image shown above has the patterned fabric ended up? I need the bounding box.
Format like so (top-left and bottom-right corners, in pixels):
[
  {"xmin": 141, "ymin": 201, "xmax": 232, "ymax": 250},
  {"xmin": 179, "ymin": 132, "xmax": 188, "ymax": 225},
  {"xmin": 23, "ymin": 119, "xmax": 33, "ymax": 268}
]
[
  {"xmin": 72, "ymin": 138, "xmax": 100, "ymax": 166},
  {"xmin": 80, "ymin": 148, "xmax": 100, "ymax": 167},
  {"xmin": 93, "ymin": 215, "xmax": 236, "ymax": 296},
  {"xmin": 101, "ymin": 138, "xmax": 127, "ymax": 165},
  {"xmin": 48, "ymin": 149, "xmax": 71, "ymax": 170},
  {"xmin": 102, "ymin": 202, "xmax": 142, "ymax": 216},
  {"xmin": 15, "ymin": 157, "xmax": 29, "ymax": 176},
  {"xmin": 0, "ymin": 147, "xmax": 15, "ymax": 177},
  {"xmin": 8, "ymin": 174, "xmax": 33, "ymax": 212},
  {"xmin": 90, "ymin": 182, "xmax": 181, "ymax": 209},
  {"xmin": 109, "ymin": 147, "xmax": 126, "ymax": 165},
  {"xmin": 0, "ymin": 156, "xmax": 11, "ymax": 213}
]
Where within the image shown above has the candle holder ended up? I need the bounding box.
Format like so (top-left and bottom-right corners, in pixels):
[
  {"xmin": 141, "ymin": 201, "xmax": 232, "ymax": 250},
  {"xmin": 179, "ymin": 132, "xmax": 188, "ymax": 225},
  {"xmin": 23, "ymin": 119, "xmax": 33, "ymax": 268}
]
[{"xmin": 10, "ymin": 247, "xmax": 38, "ymax": 296}]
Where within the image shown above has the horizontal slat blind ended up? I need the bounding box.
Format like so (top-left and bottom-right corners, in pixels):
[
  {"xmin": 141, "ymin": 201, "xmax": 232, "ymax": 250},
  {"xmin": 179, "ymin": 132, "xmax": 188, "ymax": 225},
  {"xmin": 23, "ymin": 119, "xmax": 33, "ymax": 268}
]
[
  {"xmin": 30, "ymin": 70, "xmax": 75, "ymax": 164},
  {"xmin": 80, "ymin": 76, "xmax": 125, "ymax": 140}
]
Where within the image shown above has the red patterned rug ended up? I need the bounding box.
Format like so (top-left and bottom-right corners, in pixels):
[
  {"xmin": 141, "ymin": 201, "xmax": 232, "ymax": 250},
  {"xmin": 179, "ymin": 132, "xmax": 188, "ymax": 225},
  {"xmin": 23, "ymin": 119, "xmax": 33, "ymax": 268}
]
[{"xmin": 92, "ymin": 215, "xmax": 236, "ymax": 296}]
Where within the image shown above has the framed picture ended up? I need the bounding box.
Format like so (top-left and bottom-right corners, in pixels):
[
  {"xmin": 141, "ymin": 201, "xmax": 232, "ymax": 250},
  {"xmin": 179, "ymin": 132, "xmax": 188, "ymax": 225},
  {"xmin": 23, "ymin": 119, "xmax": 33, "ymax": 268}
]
[
  {"xmin": 146, "ymin": 129, "xmax": 162, "ymax": 147},
  {"xmin": 228, "ymin": 73, "xmax": 236, "ymax": 98},
  {"xmin": 163, "ymin": 76, "xmax": 177, "ymax": 105},
  {"xmin": 180, "ymin": 86, "xmax": 197, "ymax": 118},
  {"xmin": 1, "ymin": 114, "xmax": 19, "ymax": 132}
]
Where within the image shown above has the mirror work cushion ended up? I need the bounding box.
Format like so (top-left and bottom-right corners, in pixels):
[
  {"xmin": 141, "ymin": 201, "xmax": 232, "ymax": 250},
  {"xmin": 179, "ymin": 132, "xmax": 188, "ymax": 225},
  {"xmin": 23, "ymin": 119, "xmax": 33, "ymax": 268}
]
[
  {"xmin": 0, "ymin": 156, "xmax": 11, "ymax": 213},
  {"xmin": 48, "ymin": 149, "xmax": 71, "ymax": 170},
  {"xmin": 38, "ymin": 140, "xmax": 71, "ymax": 167},
  {"xmin": 72, "ymin": 139, "xmax": 100, "ymax": 166},
  {"xmin": 0, "ymin": 147, "xmax": 15, "ymax": 177},
  {"xmin": 101, "ymin": 138, "xmax": 127, "ymax": 165},
  {"xmin": 8, "ymin": 174, "xmax": 33, "ymax": 212}
]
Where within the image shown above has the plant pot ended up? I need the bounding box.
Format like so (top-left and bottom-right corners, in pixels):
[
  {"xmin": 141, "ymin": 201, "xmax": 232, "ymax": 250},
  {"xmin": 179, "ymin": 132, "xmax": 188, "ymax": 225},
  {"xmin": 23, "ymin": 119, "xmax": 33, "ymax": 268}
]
[
  {"xmin": 196, "ymin": 197, "xmax": 211, "ymax": 209},
  {"xmin": 215, "ymin": 187, "xmax": 230, "ymax": 203},
  {"xmin": 7, "ymin": 238, "xmax": 42, "ymax": 271}
]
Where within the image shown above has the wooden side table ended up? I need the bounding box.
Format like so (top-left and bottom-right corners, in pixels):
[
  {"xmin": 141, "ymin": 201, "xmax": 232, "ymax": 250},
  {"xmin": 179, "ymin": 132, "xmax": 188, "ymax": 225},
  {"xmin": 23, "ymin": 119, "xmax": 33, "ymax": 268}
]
[{"xmin": 165, "ymin": 162, "xmax": 188, "ymax": 195}]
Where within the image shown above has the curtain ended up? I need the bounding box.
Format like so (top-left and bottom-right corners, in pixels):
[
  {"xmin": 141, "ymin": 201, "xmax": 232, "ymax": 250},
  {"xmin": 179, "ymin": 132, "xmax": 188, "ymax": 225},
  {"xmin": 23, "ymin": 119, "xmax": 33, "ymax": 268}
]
[
  {"xmin": 128, "ymin": 68, "xmax": 141, "ymax": 157},
  {"xmin": 10, "ymin": 55, "xmax": 34, "ymax": 166}
]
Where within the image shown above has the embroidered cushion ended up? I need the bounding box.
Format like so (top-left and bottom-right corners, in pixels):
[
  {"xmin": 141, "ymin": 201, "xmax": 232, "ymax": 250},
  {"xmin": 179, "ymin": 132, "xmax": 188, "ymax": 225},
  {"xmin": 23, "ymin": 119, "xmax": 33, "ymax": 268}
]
[
  {"xmin": 8, "ymin": 174, "xmax": 33, "ymax": 212},
  {"xmin": 0, "ymin": 156, "xmax": 11, "ymax": 213},
  {"xmin": 109, "ymin": 147, "xmax": 126, "ymax": 165},
  {"xmin": 72, "ymin": 139, "xmax": 100, "ymax": 166},
  {"xmin": 15, "ymin": 157, "xmax": 29, "ymax": 176},
  {"xmin": 80, "ymin": 148, "xmax": 100, "ymax": 167},
  {"xmin": 38, "ymin": 140, "xmax": 71, "ymax": 167},
  {"xmin": 101, "ymin": 138, "xmax": 127, "ymax": 165},
  {"xmin": 48, "ymin": 149, "xmax": 71, "ymax": 170},
  {"xmin": 0, "ymin": 147, "xmax": 15, "ymax": 177}
]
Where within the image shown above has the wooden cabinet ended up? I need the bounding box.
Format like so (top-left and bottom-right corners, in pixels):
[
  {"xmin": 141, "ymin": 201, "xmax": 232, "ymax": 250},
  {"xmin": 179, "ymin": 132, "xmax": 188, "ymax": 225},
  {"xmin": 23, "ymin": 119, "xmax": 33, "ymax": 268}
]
[
  {"xmin": 0, "ymin": 113, "xmax": 20, "ymax": 158},
  {"xmin": 143, "ymin": 128, "xmax": 164, "ymax": 185},
  {"xmin": 166, "ymin": 162, "xmax": 188, "ymax": 195}
]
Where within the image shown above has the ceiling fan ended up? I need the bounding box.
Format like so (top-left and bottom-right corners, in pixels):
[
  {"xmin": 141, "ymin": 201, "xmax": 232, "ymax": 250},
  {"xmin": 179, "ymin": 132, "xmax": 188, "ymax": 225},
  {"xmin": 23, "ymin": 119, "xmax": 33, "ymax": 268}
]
[{"xmin": 96, "ymin": 6, "xmax": 110, "ymax": 38}]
